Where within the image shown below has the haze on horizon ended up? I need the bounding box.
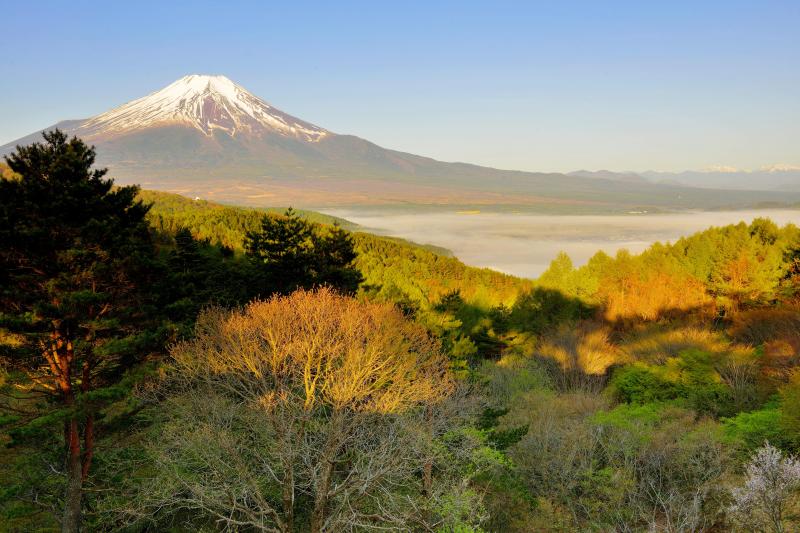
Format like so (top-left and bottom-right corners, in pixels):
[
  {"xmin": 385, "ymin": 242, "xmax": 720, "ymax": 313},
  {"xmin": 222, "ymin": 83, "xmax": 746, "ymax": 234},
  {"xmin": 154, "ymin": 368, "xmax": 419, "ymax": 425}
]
[{"xmin": 2, "ymin": 0, "xmax": 798, "ymax": 174}]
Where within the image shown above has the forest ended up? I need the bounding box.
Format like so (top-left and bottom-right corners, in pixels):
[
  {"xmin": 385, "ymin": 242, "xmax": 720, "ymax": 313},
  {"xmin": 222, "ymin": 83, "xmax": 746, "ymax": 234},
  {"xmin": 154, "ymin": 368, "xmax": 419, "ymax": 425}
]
[{"xmin": 3, "ymin": 132, "xmax": 800, "ymax": 532}]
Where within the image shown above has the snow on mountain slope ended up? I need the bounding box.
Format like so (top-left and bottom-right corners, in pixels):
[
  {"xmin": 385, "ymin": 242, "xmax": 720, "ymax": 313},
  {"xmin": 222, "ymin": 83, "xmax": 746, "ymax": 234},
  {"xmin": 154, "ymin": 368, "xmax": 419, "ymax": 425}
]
[
  {"xmin": 80, "ymin": 74, "xmax": 328, "ymax": 141},
  {"xmin": 3, "ymin": 74, "xmax": 800, "ymax": 208}
]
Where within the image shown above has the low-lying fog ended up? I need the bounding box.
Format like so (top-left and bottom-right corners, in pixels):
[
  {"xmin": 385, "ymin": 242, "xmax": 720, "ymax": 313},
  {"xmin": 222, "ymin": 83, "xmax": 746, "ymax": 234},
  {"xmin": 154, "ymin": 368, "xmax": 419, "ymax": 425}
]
[{"xmin": 323, "ymin": 209, "xmax": 800, "ymax": 279}]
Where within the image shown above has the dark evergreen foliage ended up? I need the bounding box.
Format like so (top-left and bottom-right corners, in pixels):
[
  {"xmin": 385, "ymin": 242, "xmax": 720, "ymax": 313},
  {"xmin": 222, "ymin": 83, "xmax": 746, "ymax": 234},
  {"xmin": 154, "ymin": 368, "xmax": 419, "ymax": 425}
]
[
  {"xmin": 245, "ymin": 207, "xmax": 362, "ymax": 295},
  {"xmin": 0, "ymin": 130, "xmax": 162, "ymax": 531}
]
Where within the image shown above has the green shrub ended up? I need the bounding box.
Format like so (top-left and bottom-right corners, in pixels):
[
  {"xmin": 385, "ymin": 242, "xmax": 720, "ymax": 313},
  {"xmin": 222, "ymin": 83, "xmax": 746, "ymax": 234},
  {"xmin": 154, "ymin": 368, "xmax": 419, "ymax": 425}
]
[
  {"xmin": 610, "ymin": 364, "xmax": 678, "ymax": 404},
  {"xmin": 722, "ymin": 406, "xmax": 791, "ymax": 454}
]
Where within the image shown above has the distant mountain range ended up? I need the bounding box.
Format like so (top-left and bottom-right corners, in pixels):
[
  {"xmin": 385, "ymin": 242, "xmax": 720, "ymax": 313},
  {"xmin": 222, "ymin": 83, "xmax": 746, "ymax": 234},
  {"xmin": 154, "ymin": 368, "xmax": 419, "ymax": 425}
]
[
  {"xmin": 569, "ymin": 167, "xmax": 800, "ymax": 192},
  {"xmin": 2, "ymin": 74, "xmax": 799, "ymax": 210}
]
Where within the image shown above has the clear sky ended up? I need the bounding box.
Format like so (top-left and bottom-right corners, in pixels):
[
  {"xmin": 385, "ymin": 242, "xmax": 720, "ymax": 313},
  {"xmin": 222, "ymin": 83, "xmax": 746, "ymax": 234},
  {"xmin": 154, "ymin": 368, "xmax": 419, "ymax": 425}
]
[{"xmin": 2, "ymin": 0, "xmax": 798, "ymax": 172}]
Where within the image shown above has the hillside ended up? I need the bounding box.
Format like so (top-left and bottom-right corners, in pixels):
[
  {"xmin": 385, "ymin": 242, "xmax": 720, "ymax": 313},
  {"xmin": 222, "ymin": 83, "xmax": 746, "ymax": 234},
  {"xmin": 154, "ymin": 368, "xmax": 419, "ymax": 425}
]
[{"xmin": 140, "ymin": 188, "xmax": 526, "ymax": 309}]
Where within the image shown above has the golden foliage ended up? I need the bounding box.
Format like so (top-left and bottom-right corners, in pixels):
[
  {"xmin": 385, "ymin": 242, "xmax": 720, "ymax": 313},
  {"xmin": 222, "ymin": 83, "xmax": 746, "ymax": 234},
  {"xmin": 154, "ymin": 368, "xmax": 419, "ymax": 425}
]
[
  {"xmin": 600, "ymin": 270, "xmax": 711, "ymax": 322},
  {"xmin": 0, "ymin": 328, "xmax": 25, "ymax": 348},
  {"xmin": 171, "ymin": 287, "xmax": 451, "ymax": 414},
  {"xmin": 621, "ymin": 324, "xmax": 736, "ymax": 364},
  {"xmin": 0, "ymin": 162, "xmax": 21, "ymax": 181},
  {"xmin": 535, "ymin": 323, "xmax": 624, "ymax": 376}
]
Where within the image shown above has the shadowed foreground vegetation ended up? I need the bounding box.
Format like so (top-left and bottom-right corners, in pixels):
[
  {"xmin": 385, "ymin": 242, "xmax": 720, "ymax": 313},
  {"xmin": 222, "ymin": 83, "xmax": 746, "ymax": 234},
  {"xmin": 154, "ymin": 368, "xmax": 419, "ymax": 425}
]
[{"xmin": 3, "ymin": 132, "xmax": 800, "ymax": 531}]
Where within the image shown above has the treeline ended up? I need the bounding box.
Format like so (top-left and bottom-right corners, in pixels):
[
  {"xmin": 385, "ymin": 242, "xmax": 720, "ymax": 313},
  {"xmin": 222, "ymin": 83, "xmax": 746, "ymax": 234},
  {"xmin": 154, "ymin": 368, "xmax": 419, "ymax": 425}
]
[
  {"xmin": 141, "ymin": 188, "xmax": 353, "ymax": 251},
  {"xmin": 140, "ymin": 187, "xmax": 528, "ymax": 311},
  {"xmin": 535, "ymin": 218, "xmax": 799, "ymax": 320}
]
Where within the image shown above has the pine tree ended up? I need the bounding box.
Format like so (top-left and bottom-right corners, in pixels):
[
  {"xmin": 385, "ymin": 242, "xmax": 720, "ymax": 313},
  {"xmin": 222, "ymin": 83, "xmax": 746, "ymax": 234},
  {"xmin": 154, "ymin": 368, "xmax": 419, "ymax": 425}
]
[
  {"xmin": 0, "ymin": 130, "xmax": 158, "ymax": 532},
  {"xmin": 245, "ymin": 207, "xmax": 316, "ymax": 293},
  {"xmin": 245, "ymin": 209, "xmax": 361, "ymax": 295},
  {"xmin": 315, "ymin": 223, "xmax": 362, "ymax": 294}
]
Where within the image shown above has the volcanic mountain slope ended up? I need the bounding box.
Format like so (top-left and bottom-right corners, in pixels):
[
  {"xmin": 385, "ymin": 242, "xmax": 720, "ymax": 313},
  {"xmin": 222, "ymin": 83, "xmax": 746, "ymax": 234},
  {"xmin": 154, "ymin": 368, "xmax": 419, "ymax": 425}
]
[{"xmin": 3, "ymin": 74, "xmax": 800, "ymax": 209}]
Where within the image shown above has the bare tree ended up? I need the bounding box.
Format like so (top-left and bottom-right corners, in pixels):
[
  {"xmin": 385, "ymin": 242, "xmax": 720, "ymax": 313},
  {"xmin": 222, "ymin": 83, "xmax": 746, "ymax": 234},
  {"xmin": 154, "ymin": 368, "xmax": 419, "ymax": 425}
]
[
  {"xmin": 716, "ymin": 350, "xmax": 761, "ymax": 412},
  {"xmin": 730, "ymin": 443, "xmax": 800, "ymax": 533}
]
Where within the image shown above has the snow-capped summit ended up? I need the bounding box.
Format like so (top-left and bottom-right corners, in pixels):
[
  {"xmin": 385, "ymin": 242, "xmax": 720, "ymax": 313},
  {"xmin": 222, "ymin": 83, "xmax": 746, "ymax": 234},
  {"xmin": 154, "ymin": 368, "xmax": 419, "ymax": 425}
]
[{"xmin": 81, "ymin": 74, "xmax": 327, "ymax": 141}]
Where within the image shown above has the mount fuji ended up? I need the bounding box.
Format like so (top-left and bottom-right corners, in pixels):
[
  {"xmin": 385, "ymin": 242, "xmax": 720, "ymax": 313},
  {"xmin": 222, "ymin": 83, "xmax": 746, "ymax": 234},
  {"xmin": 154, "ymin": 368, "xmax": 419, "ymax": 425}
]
[
  {"xmin": 80, "ymin": 75, "xmax": 328, "ymax": 142},
  {"xmin": 2, "ymin": 75, "xmax": 799, "ymax": 210}
]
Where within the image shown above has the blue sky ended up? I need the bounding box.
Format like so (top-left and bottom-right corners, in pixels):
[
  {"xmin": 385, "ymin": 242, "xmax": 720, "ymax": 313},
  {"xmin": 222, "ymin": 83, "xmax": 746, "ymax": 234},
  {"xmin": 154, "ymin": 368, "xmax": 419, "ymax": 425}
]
[{"xmin": 2, "ymin": 0, "xmax": 798, "ymax": 172}]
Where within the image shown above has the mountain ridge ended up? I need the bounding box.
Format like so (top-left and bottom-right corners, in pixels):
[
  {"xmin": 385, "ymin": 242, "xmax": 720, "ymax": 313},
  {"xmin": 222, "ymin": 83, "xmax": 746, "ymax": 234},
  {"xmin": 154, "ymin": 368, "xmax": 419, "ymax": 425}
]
[{"xmin": 3, "ymin": 75, "xmax": 800, "ymax": 209}]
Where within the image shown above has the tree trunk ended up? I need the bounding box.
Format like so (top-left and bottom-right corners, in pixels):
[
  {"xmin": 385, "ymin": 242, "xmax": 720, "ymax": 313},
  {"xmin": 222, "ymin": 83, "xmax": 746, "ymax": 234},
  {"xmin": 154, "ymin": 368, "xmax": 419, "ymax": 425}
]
[
  {"xmin": 80, "ymin": 361, "xmax": 94, "ymax": 482},
  {"xmin": 62, "ymin": 418, "xmax": 83, "ymax": 533},
  {"xmin": 422, "ymin": 405, "xmax": 433, "ymax": 497},
  {"xmin": 310, "ymin": 459, "xmax": 334, "ymax": 533},
  {"xmin": 282, "ymin": 461, "xmax": 294, "ymax": 532},
  {"xmin": 55, "ymin": 337, "xmax": 83, "ymax": 533},
  {"xmin": 311, "ymin": 415, "xmax": 343, "ymax": 533},
  {"xmin": 422, "ymin": 460, "xmax": 433, "ymax": 497},
  {"xmin": 81, "ymin": 413, "xmax": 94, "ymax": 481}
]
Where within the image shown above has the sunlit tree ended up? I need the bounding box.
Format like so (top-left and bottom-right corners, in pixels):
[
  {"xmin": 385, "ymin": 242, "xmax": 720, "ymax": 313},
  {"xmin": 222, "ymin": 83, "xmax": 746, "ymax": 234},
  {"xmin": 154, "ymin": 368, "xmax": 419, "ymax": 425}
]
[{"xmin": 110, "ymin": 289, "xmax": 488, "ymax": 532}]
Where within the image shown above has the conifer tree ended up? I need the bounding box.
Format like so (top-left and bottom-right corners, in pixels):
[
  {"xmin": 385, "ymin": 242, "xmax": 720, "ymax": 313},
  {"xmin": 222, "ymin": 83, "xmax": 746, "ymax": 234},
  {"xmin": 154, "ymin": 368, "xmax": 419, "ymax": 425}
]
[
  {"xmin": 245, "ymin": 208, "xmax": 362, "ymax": 295},
  {"xmin": 0, "ymin": 130, "xmax": 158, "ymax": 532}
]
